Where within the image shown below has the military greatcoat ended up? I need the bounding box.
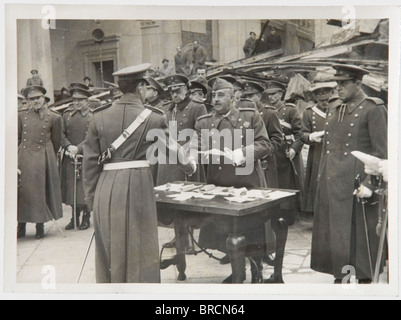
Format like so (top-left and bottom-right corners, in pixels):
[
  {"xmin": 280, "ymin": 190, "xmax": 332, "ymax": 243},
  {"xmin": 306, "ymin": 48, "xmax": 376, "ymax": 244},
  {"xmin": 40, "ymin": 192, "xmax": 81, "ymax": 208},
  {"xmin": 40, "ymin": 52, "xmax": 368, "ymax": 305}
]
[
  {"xmin": 61, "ymin": 105, "xmax": 93, "ymax": 206},
  {"xmin": 300, "ymin": 104, "xmax": 327, "ymax": 212},
  {"xmin": 156, "ymin": 96, "xmax": 207, "ymax": 185},
  {"xmin": 83, "ymin": 93, "xmax": 194, "ymax": 283},
  {"xmin": 195, "ymin": 107, "xmax": 273, "ymax": 255},
  {"xmin": 18, "ymin": 106, "xmax": 63, "ymax": 223},
  {"xmin": 311, "ymin": 90, "xmax": 387, "ymax": 280}
]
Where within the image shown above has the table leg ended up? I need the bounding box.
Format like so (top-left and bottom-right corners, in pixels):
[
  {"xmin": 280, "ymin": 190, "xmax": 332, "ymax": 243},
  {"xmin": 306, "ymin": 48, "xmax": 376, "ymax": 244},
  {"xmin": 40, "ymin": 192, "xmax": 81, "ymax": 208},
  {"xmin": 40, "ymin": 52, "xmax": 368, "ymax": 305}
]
[
  {"xmin": 173, "ymin": 216, "xmax": 187, "ymax": 281},
  {"xmin": 227, "ymin": 233, "xmax": 247, "ymax": 284},
  {"xmin": 264, "ymin": 218, "xmax": 288, "ymax": 283}
]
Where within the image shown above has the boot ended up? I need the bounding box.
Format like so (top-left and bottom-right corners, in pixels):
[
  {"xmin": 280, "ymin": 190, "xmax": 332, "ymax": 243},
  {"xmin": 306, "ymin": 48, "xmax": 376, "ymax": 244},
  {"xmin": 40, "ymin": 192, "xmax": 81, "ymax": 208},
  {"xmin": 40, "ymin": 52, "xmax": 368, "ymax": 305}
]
[
  {"xmin": 35, "ymin": 223, "xmax": 45, "ymax": 240},
  {"xmin": 79, "ymin": 210, "xmax": 91, "ymax": 230},
  {"xmin": 250, "ymin": 257, "xmax": 264, "ymax": 284},
  {"xmin": 17, "ymin": 223, "xmax": 26, "ymax": 239},
  {"xmin": 65, "ymin": 207, "xmax": 80, "ymax": 230}
]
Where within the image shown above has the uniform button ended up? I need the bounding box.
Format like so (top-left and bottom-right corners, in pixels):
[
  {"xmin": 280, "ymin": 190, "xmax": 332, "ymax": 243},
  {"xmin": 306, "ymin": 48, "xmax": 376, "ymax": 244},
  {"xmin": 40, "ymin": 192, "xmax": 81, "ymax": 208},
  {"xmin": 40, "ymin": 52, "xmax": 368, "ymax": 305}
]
[
  {"xmin": 38, "ymin": 147, "xmax": 41, "ymax": 149},
  {"xmin": 260, "ymin": 112, "xmax": 263, "ymax": 115},
  {"xmin": 354, "ymin": 114, "xmax": 359, "ymax": 118},
  {"xmin": 348, "ymin": 133, "xmax": 352, "ymax": 137},
  {"xmin": 326, "ymin": 122, "xmax": 329, "ymax": 126},
  {"xmin": 312, "ymin": 121, "xmax": 316, "ymax": 124},
  {"xmin": 43, "ymin": 126, "xmax": 46, "ymax": 129},
  {"xmin": 41, "ymin": 133, "xmax": 44, "ymax": 136},
  {"xmin": 239, "ymin": 119, "xmax": 242, "ymax": 122},
  {"xmin": 23, "ymin": 139, "xmax": 26, "ymax": 142},
  {"xmin": 40, "ymin": 140, "xmax": 43, "ymax": 143},
  {"xmin": 327, "ymin": 142, "xmax": 330, "ymax": 145},
  {"xmin": 327, "ymin": 151, "xmax": 330, "ymax": 154},
  {"xmin": 183, "ymin": 114, "xmax": 186, "ymax": 117},
  {"xmin": 313, "ymin": 126, "xmax": 317, "ymax": 130},
  {"xmin": 24, "ymin": 124, "xmax": 27, "ymax": 127},
  {"xmin": 344, "ymin": 152, "xmax": 348, "ymax": 156},
  {"xmin": 25, "ymin": 117, "xmax": 28, "ymax": 120},
  {"xmin": 23, "ymin": 146, "xmax": 26, "ymax": 149},
  {"xmin": 359, "ymin": 106, "xmax": 363, "ymax": 110},
  {"xmin": 328, "ymin": 113, "xmax": 332, "ymax": 117},
  {"xmin": 326, "ymin": 132, "xmax": 329, "ymax": 135},
  {"xmin": 350, "ymin": 123, "xmax": 354, "ymax": 127},
  {"xmin": 24, "ymin": 132, "xmax": 27, "ymax": 135},
  {"xmin": 219, "ymin": 167, "xmax": 222, "ymax": 171}
]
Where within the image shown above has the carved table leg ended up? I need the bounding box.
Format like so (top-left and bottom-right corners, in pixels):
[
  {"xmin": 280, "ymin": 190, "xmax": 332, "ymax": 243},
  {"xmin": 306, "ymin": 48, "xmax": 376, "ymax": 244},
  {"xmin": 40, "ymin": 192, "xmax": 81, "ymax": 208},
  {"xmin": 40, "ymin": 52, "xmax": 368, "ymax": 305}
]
[
  {"xmin": 264, "ymin": 218, "xmax": 288, "ymax": 284},
  {"xmin": 173, "ymin": 216, "xmax": 187, "ymax": 281},
  {"xmin": 227, "ymin": 233, "xmax": 247, "ymax": 284}
]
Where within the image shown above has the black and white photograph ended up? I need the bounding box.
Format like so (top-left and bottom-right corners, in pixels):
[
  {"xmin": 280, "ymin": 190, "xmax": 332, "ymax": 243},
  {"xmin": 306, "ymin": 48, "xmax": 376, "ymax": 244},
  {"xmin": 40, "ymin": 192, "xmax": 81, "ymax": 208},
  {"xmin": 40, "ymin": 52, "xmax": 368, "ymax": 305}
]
[{"xmin": 2, "ymin": 2, "xmax": 400, "ymax": 300}]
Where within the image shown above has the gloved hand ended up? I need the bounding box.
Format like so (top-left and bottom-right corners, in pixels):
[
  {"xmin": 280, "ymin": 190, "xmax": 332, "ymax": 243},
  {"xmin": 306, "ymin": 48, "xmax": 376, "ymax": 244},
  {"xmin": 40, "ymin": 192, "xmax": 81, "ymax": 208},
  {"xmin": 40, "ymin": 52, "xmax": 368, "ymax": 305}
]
[
  {"xmin": 378, "ymin": 160, "xmax": 388, "ymax": 183},
  {"xmin": 187, "ymin": 156, "xmax": 197, "ymax": 176},
  {"xmin": 286, "ymin": 148, "xmax": 297, "ymax": 161},
  {"xmin": 67, "ymin": 145, "xmax": 79, "ymax": 158},
  {"xmin": 309, "ymin": 131, "xmax": 325, "ymax": 143},
  {"xmin": 356, "ymin": 185, "xmax": 374, "ymax": 199},
  {"xmin": 224, "ymin": 148, "xmax": 246, "ymax": 166}
]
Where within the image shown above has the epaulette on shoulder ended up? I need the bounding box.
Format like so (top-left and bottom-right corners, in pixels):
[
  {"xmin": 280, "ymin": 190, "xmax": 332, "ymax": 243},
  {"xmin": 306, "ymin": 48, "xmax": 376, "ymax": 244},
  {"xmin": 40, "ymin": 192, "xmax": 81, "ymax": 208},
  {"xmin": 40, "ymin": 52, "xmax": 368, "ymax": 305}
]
[
  {"xmin": 18, "ymin": 108, "xmax": 29, "ymax": 113},
  {"xmin": 240, "ymin": 98, "xmax": 253, "ymax": 102},
  {"xmin": 264, "ymin": 105, "xmax": 276, "ymax": 110},
  {"xmin": 366, "ymin": 97, "xmax": 385, "ymax": 105},
  {"xmin": 50, "ymin": 109, "xmax": 61, "ymax": 115},
  {"xmin": 93, "ymin": 103, "xmax": 112, "ymax": 113},
  {"xmin": 191, "ymin": 99, "xmax": 205, "ymax": 105},
  {"xmin": 63, "ymin": 106, "xmax": 75, "ymax": 114},
  {"xmin": 285, "ymin": 103, "xmax": 296, "ymax": 108},
  {"xmin": 146, "ymin": 105, "xmax": 165, "ymax": 115},
  {"xmin": 239, "ymin": 108, "xmax": 256, "ymax": 112},
  {"xmin": 197, "ymin": 114, "xmax": 212, "ymax": 121},
  {"xmin": 306, "ymin": 105, "xmax": 314, "ymax": 110}
]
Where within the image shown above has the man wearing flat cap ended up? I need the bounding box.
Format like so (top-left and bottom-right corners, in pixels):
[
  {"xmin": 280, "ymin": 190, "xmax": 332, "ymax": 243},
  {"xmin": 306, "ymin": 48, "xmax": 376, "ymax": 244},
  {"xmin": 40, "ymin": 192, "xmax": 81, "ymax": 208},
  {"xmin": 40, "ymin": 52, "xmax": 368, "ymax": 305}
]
[
  {"xmin": 195, "ymin": 78, "xmax": 274, "ymax": 283},
  {"xmin": 159, "ymin": 58, "xmax": 175, "ymax": 78},
  {"xmin": 18, "ymin": 86, "xmax": 63, "ymax": 240},
  {"xmin": 300, "ymin": 81, "xmax": 337, "ymax": 214},
  {"xmin": 61, "ymin": 85, "xmax": 93, "ymax": 231},
  {"xmin": 265, "ymin": 80, "xmax": 304, "ymax": 225},
  {"xmin": 311, "ymin": 64, "xmax": 388, "ymax": 284},
  {"xmin": 26, "ymin": 69, "xmax": 43, "ymax": 87},
  {"xmin": 83, "ymin": 63, "xmax": 196, "ymax": 283}
]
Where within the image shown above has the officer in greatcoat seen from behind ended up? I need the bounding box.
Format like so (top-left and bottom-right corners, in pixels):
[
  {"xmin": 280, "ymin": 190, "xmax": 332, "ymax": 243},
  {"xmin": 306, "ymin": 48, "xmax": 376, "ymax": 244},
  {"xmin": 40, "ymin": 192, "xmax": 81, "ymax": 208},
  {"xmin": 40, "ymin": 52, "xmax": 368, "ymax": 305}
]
[
  {"xmin": 311, "ymin": 64, "xmax": 388, "ymax": 284},
  {"xmin": 61, "ymin": 85, "xmax": 93, "ymax": 231},
  {"xmin": 18, "ymin": 86, "xmax": 63, "ymax": 240},
  {"xmin": 83, "ymin": 63, "xmax": 196, "ymax": 283}
]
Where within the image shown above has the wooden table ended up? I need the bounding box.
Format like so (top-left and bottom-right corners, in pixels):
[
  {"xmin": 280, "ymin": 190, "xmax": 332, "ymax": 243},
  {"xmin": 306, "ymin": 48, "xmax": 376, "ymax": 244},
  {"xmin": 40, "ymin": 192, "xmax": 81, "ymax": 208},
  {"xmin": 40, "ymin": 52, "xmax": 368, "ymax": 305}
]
[{"xmin": 156, "ymin": 182, "xmax": 299, "ymax": 284}]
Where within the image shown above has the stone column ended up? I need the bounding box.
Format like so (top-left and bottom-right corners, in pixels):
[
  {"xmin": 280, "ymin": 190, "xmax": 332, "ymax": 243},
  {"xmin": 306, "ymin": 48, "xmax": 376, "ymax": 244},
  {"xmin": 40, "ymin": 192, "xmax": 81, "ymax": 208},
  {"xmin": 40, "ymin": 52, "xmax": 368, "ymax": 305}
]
[{"xmin": 17, "ymin": 20, "xmax": 54, "ymax": 103}]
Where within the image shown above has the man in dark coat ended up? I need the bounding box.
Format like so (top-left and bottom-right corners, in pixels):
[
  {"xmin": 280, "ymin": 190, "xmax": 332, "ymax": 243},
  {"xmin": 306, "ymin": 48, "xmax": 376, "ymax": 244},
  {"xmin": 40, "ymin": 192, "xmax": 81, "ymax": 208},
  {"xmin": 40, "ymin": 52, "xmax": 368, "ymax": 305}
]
[
  {"xmin": 265, "ymin": 81, "xmax": 304, "ymax": 225},
  {"xmin": 195, "ymin": 78, "xmax": 274, "ymax": 283},
  {"xmin": 243, "ymin": 82, "xmax": 283, "ymax": 188},
  {"xmin": 300, "ymin": 81, "xmax": 337, "ymax": 214},
  {"xmin": 18, "ymin": 86, "xmax": 63, "ymax": 240},
  {"xmin": 243, "ymin": 32, "xmax": 257, "ymax": 58},
  {"xmin": 157, "ymin": 74, "xmax": 207, "ymax": 185},
  {"xmin": 187, "ymin": 41, "xmax": 208, "ymax": 76},
  {"xmin": 174, "ymin": 47, "xmax": 188, "ymax": 75},
  {"xmin": 311, "ymin": 64, "xmax": 388, "ymax": 284},
  {"xmin": 61, "ymin": 85, "xmax": 93, "ymax": 230},
  {"xmin": 83, "ymin": 63, "xmax": 196, "ymax": 283}
]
